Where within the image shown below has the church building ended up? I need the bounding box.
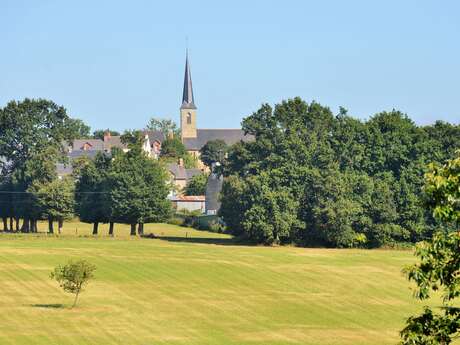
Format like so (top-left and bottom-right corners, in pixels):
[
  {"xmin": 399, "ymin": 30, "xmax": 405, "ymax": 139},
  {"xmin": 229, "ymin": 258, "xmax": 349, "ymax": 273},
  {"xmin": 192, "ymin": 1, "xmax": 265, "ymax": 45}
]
[{"xmin": 179, "ymin": 52, "xmax": 251, "ymax": 163}]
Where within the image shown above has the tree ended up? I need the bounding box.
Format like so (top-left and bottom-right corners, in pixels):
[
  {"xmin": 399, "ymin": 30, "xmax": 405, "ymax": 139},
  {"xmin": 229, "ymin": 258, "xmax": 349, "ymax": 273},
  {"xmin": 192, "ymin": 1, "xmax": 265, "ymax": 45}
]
[
  {"xmin": 110, "ymin": 132, "xmax": 172, "ymax": 235},
  {"xmin": 184, "ymin": 173, "xmax": 208, "ymax": 195},
  {"xmin": 50, "ymin": 259, "xmax": 96, "ymax": 308},
  {"xmin": 69, "ymin": 119, "xmax": 91, "ymax": 139},
  {"xmin": 0, "ymin": 175, "xmax": 13, "ymax": 231},
  {"xmin": 75, "ymin": 153, "xmax": 113, "ymax": 235},
  {"xmin": 160, "ymin": 137, "xmax": 187, "ymax": 158},
  {"xmin": 146, "ymin": 117, "xmax": 179, "ymax": 136},
  {"xmin": 159, "ymin": 136, "xmax": 198, "ymax": 168},
  {"xmin": 200, "ymin": 140, "xmax": 228, "ymax": 168},
  {"xmin": 0, "ymin": 99, "xmax": 83, "ymax": 171},
  {"xmin": 93, "ymin": 129, "xmax": 120, "ymax": 140},
  {"xmin": 0, "ymin": 99, "xmax": 86, "ymax": 231},
  {"xmin": 400, "ymin": 151, "xmax": 460, "ymax": 344},
  {"xmin": 30, "ymin": 176, "xmax": 75, "ymax": 234},
  {"xmin": 220, "ymin": 98, "xmax": 458, "ymax": 247}
]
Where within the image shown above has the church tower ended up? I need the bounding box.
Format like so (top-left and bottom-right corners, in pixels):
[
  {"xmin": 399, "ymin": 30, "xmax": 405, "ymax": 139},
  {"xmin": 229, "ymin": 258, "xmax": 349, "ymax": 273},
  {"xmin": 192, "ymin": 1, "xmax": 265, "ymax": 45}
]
[{"xmin": 180, "ymin": 51, "xmax": 197, "ymax": 139}]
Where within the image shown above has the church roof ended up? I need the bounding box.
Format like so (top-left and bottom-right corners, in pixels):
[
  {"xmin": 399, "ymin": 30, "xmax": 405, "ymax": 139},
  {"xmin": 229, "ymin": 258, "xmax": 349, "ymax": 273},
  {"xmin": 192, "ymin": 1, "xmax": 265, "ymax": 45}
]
[
  {"xmin": 182, "ymin": 129, "xmax": 253, "ymax": 151},
  {"xmin": 181, "ymin": 51, "xmax": 196, "ymax": 110}
]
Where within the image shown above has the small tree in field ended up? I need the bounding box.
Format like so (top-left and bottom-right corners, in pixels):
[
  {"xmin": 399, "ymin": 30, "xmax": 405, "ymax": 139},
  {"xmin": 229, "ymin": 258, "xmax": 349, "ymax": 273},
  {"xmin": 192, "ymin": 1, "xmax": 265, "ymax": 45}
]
[{"xmin": 50, "ymin": 260, "xmax": 96, "ymax": 308}]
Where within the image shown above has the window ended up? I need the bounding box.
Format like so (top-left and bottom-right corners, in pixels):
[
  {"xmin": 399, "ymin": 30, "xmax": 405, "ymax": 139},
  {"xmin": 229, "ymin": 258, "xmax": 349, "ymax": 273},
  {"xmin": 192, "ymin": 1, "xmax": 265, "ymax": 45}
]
[{"xmin": 187, "ymin": 112, "xmax": 192, "ymax": 124}]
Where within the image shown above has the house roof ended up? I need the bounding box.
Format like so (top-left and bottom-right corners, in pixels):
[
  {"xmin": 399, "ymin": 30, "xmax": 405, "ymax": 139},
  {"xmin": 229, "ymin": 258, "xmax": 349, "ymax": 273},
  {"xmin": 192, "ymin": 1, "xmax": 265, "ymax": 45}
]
[
  {"xmin": 205, "ymin": 173, "xmax": 223, "ymax": 212},
  {"xmin": 172, "ymin": 195, "xmax": 205, "ymax": 202},
  {"xmin": 103, "ymin": 136, "xmax": 127, "ymax": 151},
  {"xmin": 56, "ymin": 163, "xmax": 73, "ymax": 176},
  {"xmin": 68, "ymin": 150, "xmax": 101, "ymax": 160},
  {"xmin": 143, "ymin": 130, "xmax": 165, "ymax": 144},
  {"xmin": 183, "ymin": 129, "xmax": 253, "ymax": 151},
  {"xmin": 167, "ymin": 163, "xmax": 203, "ymax": 180},
  {"xmin": 72, "ymin": 139, "xmax": 104, "ymax": 151}
]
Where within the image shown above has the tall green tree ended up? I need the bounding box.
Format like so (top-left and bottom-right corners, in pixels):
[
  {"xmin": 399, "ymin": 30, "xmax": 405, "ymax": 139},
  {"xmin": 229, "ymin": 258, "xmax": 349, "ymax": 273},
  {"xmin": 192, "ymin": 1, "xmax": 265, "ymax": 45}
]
[
  {"xmin": 220, "ymin": 98, "xmax": 458, "ymax": 247},
  {"xmin": 30, "ymin": 177, "xmax": 75, "ymax": 233},
  {"xmin": 75, "ymin": 154, "xmax": 113, "ymax": 235},
  {"xmin": 0, "ymin": 99, "xmax": 87, "ymax": 231},
  {"xmin": 110, "ymin": 132, "xmax": 172, "ymax": 235}
]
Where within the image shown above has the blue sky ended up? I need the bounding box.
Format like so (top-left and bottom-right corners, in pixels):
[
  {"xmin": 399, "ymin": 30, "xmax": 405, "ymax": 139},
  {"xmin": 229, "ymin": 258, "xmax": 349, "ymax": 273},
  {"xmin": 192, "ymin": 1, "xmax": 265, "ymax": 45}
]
[{"xmin": 1, "ymin": 0, "xmax": 459, "ymax": 132}]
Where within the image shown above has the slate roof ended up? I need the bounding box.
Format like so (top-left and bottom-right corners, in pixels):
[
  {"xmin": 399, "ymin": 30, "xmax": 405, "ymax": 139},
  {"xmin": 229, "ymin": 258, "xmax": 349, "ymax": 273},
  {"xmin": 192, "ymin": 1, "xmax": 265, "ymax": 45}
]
[
  {"xmin": 205, "ymin": 173, "xmax": 223, "ymax": 213},
  {"xmin": 181, "ymin": 51, "xmax": 196, "ymax": 110},
  {"xmin": 144, "ymin": 130, "xmax": 165, "ymax": 143},
  {"xmin": 72, "ymin": 139, "xmax": 104, "ymax": 151},
  {"xmin": 103, "ymin": 136, "xmax": 127, "ymax": 151},
  {"xmin": 68, "ymin": 150, "xmax": 101, "ymax": 160},
  {"xmin": 183, "ymin": 129, "xmax": 253, "ymax": 151},
  {"xmin": 167, "ymin": 163, "xmax": 203, "ymax": 181},
  {"xmin": 56, "ymin": 163, "xmax": 73, "ymax": 177}
]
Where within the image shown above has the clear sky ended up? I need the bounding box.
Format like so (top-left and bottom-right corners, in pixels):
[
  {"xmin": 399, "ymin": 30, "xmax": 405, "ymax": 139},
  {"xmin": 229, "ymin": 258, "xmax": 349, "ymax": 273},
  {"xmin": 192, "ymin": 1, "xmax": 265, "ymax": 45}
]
[{"xmin": 1, "ymin": 0, "xmax": 459, "ymax": 132}]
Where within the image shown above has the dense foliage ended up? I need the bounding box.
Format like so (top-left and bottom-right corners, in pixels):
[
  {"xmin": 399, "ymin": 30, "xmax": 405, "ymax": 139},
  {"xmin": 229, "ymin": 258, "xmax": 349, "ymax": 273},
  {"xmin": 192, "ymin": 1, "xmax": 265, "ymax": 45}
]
[
  {"xmin": 160, "ymin": 136, "xmax": 198, "ymax": 168},
  {"xmin": 110, "ymin": 133, "xmax": 172, "ymax": 235},
  {"xmin": 184, "ymin": 173, "xmax": 208, "ymax": 196},
  {"xmin": 400, "ymin": 151, "xmax": 460, "ymax": 344},
  {"xmin": 199, "ymin": 139, "xmax": 228, "ymax": 168},
  {"xmin": 0, "ymin": 101, "xmax": 172, "ymax": 235},
  {"xmin": 220, "ymin": 98, "xmax": 460, "ymax": 247},
  {"xmin": 0, "ymin": 99, "xmax": 85, "ymax": 232}
]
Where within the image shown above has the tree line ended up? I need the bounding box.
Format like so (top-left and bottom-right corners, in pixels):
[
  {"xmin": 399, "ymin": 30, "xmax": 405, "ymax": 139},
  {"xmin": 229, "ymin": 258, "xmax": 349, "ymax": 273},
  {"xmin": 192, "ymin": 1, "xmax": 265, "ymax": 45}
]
[
  {"xmin": 0, "ymin": 99, "xmax": 171, "ymax": 234},
  {"xmin": 219, "ymin": 98, "xmax": 460, "ymax": 247}
]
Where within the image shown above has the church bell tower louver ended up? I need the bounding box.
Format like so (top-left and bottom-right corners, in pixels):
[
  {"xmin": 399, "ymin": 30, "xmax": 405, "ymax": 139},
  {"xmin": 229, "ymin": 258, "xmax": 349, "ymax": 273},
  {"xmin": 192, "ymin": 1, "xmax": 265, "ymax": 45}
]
[{"xmin": 180, "ymin": 51, "xmax": 197, "ymax": 140}]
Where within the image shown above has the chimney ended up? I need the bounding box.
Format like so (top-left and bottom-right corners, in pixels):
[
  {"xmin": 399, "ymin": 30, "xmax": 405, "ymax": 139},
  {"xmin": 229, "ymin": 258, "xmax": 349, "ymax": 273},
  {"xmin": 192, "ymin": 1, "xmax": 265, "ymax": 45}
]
[
  {"xmin": 178, "ymin": 158, "xmax": 184, "ymax": 167},
  {"xmin": 103, "ymin": 130, "xmax": 111, "ymax": 142}
]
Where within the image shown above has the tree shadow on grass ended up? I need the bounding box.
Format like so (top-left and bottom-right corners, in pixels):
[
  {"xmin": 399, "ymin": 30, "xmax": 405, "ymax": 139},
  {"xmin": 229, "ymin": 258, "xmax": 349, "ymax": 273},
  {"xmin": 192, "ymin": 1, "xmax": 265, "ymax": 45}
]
[
  {"xmin": 31, "ymin": 303, "xmax": 65, "ymax": 309},
  {"xmin": 152, "ymin": 235, "xmax": 253, "ymax": 246}
]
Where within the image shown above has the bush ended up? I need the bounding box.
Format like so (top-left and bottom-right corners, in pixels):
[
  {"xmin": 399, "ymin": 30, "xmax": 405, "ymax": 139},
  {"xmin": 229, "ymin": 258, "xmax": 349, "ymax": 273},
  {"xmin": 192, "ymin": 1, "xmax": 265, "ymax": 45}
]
[{"xmin": 167, "ymin": 217, "xmax": 184, "ymax": 226}]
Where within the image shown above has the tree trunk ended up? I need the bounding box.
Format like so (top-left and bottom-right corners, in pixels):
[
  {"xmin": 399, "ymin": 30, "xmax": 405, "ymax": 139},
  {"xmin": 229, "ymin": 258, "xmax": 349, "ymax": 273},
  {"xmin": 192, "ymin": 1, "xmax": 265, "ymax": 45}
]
[
  {"xmin": 58, "ymin": 219, "xmax": 63, "ymax": 234},
  {"xmin": 21, "ymin": 218, "xmax": 30, "ymax": 233},
  {"xmin": 72, "ymin": 290, "xmax": 80, "ymax": 308},
  {"xmin": 48, "ymin": 218, "xmax": 54, "ymax": 233},
  {"xmin": 2, "ymin": 218, "xmax": 8, "ymax": 232},
  {"xmin": 10, "ymin": 217, "xmax": 14, "ymax": 232},
  {"xmin": 130, "ymin": 223, "xmax": 136, "ymax": 236},
  {"xmin": 31, "ymin": 219, "xmax": 37, "ymax": 233},
  {"xmin": 137, "ymin": 223, "xmax": 144, "ymax": 236},
  {"xmin": 14, "ymin": 217, "xmax": 19, "ymax": 232},
  {"xmin": 108, "ymin": 222, "xmax": 114, "ymax": 236},
  {"xmin": 92, "ymin": 222, "xmax": 99, "ymax": 235}
]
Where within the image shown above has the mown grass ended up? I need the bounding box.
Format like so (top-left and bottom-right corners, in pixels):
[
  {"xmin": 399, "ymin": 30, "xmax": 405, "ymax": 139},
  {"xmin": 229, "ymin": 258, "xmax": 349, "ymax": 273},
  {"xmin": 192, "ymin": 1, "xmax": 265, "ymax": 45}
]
[{"xmin": 0, "ymin": 221, "xmax": 432, "ymax": 345}]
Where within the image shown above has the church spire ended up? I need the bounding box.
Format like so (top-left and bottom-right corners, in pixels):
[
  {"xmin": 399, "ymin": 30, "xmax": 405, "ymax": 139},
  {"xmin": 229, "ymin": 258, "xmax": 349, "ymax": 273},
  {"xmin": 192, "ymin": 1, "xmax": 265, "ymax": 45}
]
[{"xmin": 181, "ymin": 50, "xmax": 196, "ymax": 109}]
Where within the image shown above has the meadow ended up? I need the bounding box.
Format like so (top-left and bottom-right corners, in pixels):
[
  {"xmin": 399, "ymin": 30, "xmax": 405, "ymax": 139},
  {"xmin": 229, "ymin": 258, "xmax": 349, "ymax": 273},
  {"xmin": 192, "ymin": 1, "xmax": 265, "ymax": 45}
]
[{"xmin": 0, "ymin": 221, "xmax": 430, "ymax": 345}]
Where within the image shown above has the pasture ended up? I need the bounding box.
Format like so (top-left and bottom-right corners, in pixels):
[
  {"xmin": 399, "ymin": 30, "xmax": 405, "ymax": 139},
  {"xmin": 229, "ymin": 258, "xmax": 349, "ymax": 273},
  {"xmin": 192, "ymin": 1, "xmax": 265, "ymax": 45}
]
[{"xmin": 0, "ymin": 221, "xmax": 427, "ymax": 345}]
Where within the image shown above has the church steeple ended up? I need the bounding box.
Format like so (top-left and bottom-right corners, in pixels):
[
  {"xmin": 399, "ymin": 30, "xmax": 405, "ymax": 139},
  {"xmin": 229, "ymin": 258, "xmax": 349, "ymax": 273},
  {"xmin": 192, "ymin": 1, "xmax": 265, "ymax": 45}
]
[
  {"xmin": 180, "ymin": 51, "xmax": 197, "ymax": 139},
  {"xmin": 181, "ymin": 50, "xmax": 196, "ymax": 109}
]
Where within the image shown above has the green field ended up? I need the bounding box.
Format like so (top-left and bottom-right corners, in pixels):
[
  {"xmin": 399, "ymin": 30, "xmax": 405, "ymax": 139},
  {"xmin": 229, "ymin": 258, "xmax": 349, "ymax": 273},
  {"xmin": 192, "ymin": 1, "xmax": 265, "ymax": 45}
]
[{"xmin": 0, "ymin": 221, "xmax": 430, "ymax": 345}]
